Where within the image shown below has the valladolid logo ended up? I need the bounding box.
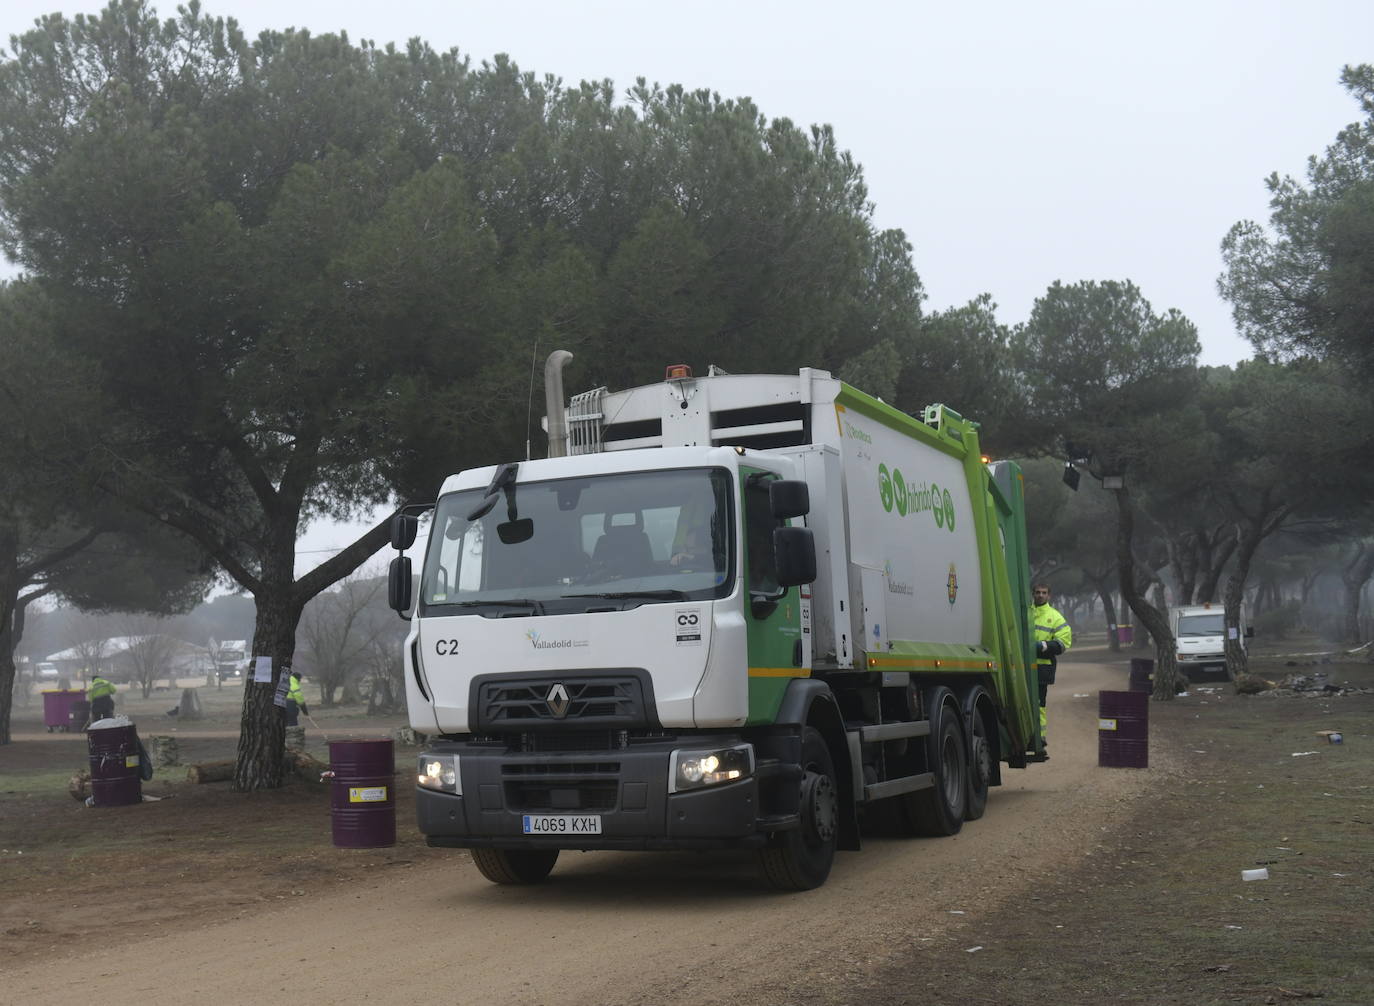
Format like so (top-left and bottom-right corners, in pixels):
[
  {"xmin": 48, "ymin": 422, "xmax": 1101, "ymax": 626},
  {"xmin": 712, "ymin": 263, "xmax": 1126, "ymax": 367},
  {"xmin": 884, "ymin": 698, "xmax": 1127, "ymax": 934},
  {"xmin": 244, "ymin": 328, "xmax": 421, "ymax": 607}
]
[
  {"xmin": 884, "ymin": 560, "xmax": 914, "ymax": 597},
  {"xmin": 877, "ymin": 464, "xmax": 956, "ymax": 532},
  {"xmin": 525, "ymin": 630, "xmax": 589, "ymax": 650}
]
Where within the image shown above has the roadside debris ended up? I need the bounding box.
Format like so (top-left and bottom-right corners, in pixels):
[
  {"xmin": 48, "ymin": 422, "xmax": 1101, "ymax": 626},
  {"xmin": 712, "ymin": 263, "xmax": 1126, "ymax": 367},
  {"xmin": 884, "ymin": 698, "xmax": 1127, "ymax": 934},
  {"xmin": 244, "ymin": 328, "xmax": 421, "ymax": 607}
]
[
  {"xmin": 1242, "ymin": 868, "xmax": 1269, "ymax": 881},
  {"xmin": 1239, "ymin": 670, "xmax": 1373, "ymax": 698}
]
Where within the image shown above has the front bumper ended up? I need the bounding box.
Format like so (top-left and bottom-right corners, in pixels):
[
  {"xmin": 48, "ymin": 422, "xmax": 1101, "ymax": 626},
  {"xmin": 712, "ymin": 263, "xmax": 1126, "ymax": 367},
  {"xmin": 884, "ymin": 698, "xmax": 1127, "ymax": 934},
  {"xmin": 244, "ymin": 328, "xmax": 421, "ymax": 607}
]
[
  {"xmin": 417, "ymin": 737, "xmax": 795, "ymax": 851},
  {"xmin": 1179, "ymin": 655, "xmax": 1228, "ymax": 680}
]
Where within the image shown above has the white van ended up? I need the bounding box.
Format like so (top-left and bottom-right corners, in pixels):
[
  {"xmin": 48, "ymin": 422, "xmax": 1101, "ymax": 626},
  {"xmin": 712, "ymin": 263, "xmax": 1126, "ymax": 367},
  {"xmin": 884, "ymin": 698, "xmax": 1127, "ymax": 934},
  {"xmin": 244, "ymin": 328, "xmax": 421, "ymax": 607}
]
[{"xmin": 1170, "ymin": 603, "xmax": 1250, "ymax": 680}]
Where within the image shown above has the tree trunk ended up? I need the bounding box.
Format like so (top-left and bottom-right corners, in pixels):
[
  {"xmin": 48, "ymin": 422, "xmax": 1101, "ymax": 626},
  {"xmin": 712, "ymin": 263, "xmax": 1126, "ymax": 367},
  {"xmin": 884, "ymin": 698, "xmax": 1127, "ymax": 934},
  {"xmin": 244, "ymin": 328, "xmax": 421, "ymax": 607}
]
[
  {"xmin": 1113, "ymin": 487, "xmax": 1179, "ymax": 700},
  {"xmin": 1341, "ymin": 543, "xmax": 1374, "ymax": 645},
  {"xmin": 1195, "ymin": 529, "xmax": 1237, "ymax": 604},
  {"xmin": 0, "ymin": 521, "xmax": 21, "ymax": 745},
  {"xmin": 0, "ymin": 605, "xmax": 16, "ymax": 747},
  {"xmin": 1222, "ymin": 528, "xmax": 1264, "ymax": 679},
  {"xmin": 1092, "ymin": 577, "xmax": 1120, "ymax": 652},
  {"xmin": 233, "ymin": 584, "xmax": 305, "ymax": 791}
]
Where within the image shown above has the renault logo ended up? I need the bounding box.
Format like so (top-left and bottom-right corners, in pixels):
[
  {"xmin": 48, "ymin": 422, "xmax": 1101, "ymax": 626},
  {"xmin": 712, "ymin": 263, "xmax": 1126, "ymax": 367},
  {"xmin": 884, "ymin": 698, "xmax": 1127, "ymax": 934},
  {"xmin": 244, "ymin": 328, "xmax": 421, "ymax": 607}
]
[{"xmin": 546, "ymin": 682, "xmax": 571, "ymax": 718}]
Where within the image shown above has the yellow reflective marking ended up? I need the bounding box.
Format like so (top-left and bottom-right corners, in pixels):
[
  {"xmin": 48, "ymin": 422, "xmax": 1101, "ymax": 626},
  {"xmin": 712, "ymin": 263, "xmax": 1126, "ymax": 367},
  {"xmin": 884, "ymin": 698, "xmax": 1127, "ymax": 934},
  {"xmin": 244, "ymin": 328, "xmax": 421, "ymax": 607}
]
[{"xmin": 748, "ymin": 667, "xmax": 810, "ymax": 678}]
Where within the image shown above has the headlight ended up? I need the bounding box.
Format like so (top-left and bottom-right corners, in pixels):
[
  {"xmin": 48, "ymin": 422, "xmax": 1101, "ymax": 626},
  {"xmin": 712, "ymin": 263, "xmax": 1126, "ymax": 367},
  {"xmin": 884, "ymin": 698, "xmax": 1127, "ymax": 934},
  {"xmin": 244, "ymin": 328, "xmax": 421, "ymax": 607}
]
[
  {"xmin": 669, "ymin": 743, "xmax": 754, "ymax": 793},
  {"xmin": 416, "ymin": 753, "xmax": 461, "ymax": 794}
]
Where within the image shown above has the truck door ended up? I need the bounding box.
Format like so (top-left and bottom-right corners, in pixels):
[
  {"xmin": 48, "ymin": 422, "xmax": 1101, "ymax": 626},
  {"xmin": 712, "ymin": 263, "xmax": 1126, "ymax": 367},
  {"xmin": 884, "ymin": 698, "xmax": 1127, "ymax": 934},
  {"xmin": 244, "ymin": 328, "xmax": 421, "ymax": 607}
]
[{"xmin": 742, "ymin": 468, "xmax": 805, "ymax": 724}]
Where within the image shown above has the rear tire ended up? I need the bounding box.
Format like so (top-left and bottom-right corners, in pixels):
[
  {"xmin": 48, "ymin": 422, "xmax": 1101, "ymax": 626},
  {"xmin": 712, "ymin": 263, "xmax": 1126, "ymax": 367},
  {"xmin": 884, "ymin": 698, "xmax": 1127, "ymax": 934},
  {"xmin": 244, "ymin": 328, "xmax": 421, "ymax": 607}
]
[
  {"xmin": 759, "ymin": 726, "xmax": 838, "ymax": 891},
  {"xmin": 965, "ymin": 703, "xmax": 991, "ymax": 821},
  {"xmin": 470, "ymin": 847, "xmax": 560, "ymax": 885},
  {"xmin": 899, "ymin": 688, "xmax": 967, "ymax": 836}
]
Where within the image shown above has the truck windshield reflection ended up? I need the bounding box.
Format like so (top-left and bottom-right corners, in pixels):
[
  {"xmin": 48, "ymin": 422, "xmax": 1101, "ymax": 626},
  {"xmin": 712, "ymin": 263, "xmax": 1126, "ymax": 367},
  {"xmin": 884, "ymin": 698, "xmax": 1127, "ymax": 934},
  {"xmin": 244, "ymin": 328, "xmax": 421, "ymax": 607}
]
[{"xmin": 420, "ymin": 467, "xmax": 733, "ymax": 613}]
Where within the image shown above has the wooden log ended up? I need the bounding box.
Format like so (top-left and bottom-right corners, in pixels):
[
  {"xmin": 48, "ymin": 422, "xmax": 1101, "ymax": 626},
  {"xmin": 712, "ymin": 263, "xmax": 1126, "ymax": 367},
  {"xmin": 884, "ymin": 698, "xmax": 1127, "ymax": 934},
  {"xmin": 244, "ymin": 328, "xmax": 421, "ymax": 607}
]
[
  {"xmin": 285, "ymin": 749, "xmax": 329, "ymax": 784},
  {"xmin": 186, "ymin": 760, "xmax": 235, "ymax": 784}
]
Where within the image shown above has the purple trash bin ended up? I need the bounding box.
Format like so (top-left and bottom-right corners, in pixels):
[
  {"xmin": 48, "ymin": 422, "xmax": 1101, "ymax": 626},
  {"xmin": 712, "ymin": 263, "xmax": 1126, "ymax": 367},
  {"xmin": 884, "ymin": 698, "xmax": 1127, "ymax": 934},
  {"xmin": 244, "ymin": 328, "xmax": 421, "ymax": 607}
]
[
  {"xmin": 328, "ymin": 738, "xmax": 396, "ymax": 848},
  {"xmin": 42, "ymin": 689, "xmax": 85, "ymax": 732},
  {"xmin": 88, "ymin": 722, "xmax": 143, "ymax": 806},
  {"xmin": 1099, "ymin": 690, "xmax": 1149, "ymax": 768}
]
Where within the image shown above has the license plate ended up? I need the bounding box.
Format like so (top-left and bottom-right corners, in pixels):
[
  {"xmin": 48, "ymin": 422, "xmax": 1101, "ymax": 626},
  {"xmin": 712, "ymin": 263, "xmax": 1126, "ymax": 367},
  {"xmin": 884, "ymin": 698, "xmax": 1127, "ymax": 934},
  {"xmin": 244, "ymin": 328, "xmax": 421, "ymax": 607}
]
[{"xmin": 522, "ymin": 814, "xmax": 602, "ymax": 835}]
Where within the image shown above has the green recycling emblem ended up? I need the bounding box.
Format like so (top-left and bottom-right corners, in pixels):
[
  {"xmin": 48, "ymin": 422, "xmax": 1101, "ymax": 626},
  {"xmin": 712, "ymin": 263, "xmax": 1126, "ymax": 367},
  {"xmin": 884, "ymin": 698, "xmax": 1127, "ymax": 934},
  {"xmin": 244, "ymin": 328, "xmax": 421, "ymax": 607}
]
[{"xmin": 891, "ymin": 468, "xmax": 908, "ymax": 516}]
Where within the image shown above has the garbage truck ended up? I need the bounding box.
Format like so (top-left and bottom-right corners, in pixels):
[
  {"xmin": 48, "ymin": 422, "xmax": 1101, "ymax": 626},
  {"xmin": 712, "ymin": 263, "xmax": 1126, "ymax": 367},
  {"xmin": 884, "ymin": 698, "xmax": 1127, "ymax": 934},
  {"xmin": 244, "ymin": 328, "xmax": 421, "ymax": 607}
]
[{"xmin": 387, "ymin": 355, "xmax": 1045, "ymax": 890}]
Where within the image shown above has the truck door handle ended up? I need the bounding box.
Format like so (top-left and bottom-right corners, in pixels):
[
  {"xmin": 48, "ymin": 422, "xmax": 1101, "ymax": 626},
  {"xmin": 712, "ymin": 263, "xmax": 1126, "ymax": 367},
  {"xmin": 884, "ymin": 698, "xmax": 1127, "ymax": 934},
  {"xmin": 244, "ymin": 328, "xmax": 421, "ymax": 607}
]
[{"xmin": 793, "ymin": 639, "xmax": 803, "ymax": 667}]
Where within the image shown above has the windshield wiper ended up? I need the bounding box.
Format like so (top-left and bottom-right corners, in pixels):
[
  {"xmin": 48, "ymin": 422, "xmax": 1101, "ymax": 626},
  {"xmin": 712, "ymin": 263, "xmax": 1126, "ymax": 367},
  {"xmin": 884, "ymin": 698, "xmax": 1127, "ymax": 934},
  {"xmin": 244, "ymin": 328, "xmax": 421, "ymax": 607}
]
[
  {"xmin": 563, "ymin": 589, "xmax": 689, "ymax": 600},
  {"xmin": 454, "ymin": 598, "xmax": 547, "ymax": 615}
]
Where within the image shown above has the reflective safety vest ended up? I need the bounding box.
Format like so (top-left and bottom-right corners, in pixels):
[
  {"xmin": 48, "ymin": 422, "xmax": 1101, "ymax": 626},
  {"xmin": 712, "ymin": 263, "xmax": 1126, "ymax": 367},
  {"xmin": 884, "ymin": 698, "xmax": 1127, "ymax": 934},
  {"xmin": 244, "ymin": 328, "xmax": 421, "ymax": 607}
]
[
  {"xmin": 1030, "ymin": 603, "xmax": 1072, "ymax": 666},
  {"xmin": 287, "ymin": 674, "xmax": 304, "ymax": 704},
  {"xmin": 87, "ymin": 676, "xmax": 116, "ymax": 700}
]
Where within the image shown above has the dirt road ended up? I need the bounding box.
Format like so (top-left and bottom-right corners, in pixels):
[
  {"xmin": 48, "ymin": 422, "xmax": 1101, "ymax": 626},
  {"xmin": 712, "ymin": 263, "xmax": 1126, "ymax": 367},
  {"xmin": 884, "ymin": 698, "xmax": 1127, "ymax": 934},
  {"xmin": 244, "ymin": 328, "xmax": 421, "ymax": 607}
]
[{"xmin": 5, "ymin": 654, "xmax": 1169, "ymax": 1005}]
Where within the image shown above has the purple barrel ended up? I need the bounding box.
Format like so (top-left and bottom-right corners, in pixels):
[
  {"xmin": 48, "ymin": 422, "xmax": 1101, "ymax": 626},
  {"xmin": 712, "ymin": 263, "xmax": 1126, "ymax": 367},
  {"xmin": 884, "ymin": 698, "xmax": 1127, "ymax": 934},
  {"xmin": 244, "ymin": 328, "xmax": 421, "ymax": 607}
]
[
  {"xmin": 1099, "ymin": 689, "xmax": 1149, "ymax": 768},
  {"xmin": 1128, "ymin": 657, "xmax": 1154, "ymax": 694},
  {"xmin": 328, "ymin": 738, "xmax": 396, "ymax": 848},
  {"xmin": 88, "ymin": 722, "xmax": 143, "ymax": 806}
]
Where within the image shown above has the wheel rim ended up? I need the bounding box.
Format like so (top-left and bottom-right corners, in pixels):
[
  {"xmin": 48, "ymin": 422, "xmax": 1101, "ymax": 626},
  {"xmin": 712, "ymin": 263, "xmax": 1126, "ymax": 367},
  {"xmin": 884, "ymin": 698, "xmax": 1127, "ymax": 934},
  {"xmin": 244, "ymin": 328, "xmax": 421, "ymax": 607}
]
[
  {"xmin": 940, "ymin": 728, "xmax": 964, "ymax": 807},
  {"xmin": 803, "ymin": 770, "xmax": 837, "ymax": 844},
  {"xmin": 972, "ymin": 731, "xmax": 991, "ymax": 790}
]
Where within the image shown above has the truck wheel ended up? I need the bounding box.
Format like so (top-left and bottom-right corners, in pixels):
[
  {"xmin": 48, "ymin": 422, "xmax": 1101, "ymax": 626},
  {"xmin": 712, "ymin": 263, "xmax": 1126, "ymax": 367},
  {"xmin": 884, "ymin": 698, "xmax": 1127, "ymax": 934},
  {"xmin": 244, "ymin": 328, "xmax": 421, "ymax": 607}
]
[
  {"xmin": 759, "ymin": 726, "xmax": 838, "ymax": 891},
  {"xmin": 900, "ymin": 688, "xmax": 967, "ymax": 836},
  {"xmin": 965, "ymin": 705, "xmax": 991, "ymax": 821},
  {"xmin": 470, "ymin": 847, "xmax": 560, "ymax": 885}
]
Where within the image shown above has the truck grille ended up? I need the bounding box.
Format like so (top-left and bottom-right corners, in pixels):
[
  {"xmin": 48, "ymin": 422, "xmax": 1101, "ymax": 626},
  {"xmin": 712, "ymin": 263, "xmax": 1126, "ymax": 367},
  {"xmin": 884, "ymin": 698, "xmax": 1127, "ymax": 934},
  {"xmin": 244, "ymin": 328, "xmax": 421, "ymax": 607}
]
[
  {"xmin": 501, "ymin": 762, "xmax": 621, "ymax": 812},
  {"xmin": 517, "ymin": 731, "xmax": 626, "ymax": 753},
  {"xmin": 476, "ymin": 675, "xmax": 648, "ymax": 729}
]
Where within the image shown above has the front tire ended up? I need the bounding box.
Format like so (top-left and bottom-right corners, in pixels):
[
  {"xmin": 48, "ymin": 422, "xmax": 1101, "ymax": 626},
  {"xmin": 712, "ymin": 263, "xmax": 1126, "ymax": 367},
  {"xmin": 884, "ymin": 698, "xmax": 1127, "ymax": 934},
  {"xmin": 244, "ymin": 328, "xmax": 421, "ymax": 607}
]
[
  {"xmin": 470, "ymin": 847, "xmax": 560, "ymax": 885},
  {"xmin": 759, "ymin": 726, "xmax": 838, "ymax": 891}
]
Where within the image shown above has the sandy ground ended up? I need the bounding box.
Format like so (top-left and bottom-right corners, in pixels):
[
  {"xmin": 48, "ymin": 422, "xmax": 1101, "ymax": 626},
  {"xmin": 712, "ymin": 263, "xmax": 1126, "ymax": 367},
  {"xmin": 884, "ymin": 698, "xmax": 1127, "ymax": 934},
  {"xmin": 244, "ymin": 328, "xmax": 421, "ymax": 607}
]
[{"xmin": 3, "ymin": 653, "xmax": 1169, "ymax": 1005}]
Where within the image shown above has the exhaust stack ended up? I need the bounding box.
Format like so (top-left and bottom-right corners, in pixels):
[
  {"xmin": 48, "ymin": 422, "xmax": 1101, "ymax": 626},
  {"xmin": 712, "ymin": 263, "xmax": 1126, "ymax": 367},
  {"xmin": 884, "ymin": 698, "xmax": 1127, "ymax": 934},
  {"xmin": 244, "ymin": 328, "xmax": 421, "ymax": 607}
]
[{"xmin": 543, "ymin": 350, "xmax": 573, "ymax": 458}]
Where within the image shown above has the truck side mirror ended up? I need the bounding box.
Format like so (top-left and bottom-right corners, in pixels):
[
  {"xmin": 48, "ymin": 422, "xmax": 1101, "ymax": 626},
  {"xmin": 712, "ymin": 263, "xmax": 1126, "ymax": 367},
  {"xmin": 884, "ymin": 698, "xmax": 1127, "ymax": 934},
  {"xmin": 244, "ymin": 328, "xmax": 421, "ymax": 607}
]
[
  {"xmin": 769, "ymin": 480, "xmax": 810, "ymax": 520},
  {"xmin": 774, "ymin": 526, "xmax": 817, "ymax": 587},
  {"xmin": 388, "ymin": 555, "xmax": 413, "ymax": 617},
  {"xmin": 391, "ymin": 513, "xmax": 419, "ymax": 551}
]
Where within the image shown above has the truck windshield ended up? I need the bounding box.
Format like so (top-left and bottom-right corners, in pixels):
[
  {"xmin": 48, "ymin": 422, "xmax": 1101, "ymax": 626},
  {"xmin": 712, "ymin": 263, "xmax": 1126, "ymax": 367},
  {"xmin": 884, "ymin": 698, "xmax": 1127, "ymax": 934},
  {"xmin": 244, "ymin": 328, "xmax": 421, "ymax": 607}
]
[
  {"xmin": 1177, "ymin": 614, "xmax": 1225, "ymax": 636},
  {"xmin": 420, "ymin": 467, "xmax": 734, "ymax": 614}
]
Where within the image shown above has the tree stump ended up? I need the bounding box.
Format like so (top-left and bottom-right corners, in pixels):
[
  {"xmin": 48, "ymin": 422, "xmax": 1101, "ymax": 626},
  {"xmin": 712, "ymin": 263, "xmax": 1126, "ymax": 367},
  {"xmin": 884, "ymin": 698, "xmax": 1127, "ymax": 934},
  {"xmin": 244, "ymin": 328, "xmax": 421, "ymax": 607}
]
[
  {"xmin": 177, "ymin": 688, "xmax": 203, "ymax": 720},
  {"xmin": 186, "ymin": 760, "xmax": 235, "ymax": 784},
  {"xmin": 69, "ymin": 769, "xmax": 91, "ymax": 802},
  {"xmin": 147, "ymin": 735, "xmax": 180, "ymax": 767}
]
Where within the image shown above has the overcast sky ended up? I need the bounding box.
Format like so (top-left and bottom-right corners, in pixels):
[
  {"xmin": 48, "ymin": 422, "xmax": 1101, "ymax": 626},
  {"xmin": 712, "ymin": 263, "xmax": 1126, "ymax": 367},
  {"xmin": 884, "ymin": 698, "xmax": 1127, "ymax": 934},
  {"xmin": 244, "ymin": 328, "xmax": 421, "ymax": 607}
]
[{"xmin": 4, "ymin": 0, "xmax": 1370, "ymax": 571}]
